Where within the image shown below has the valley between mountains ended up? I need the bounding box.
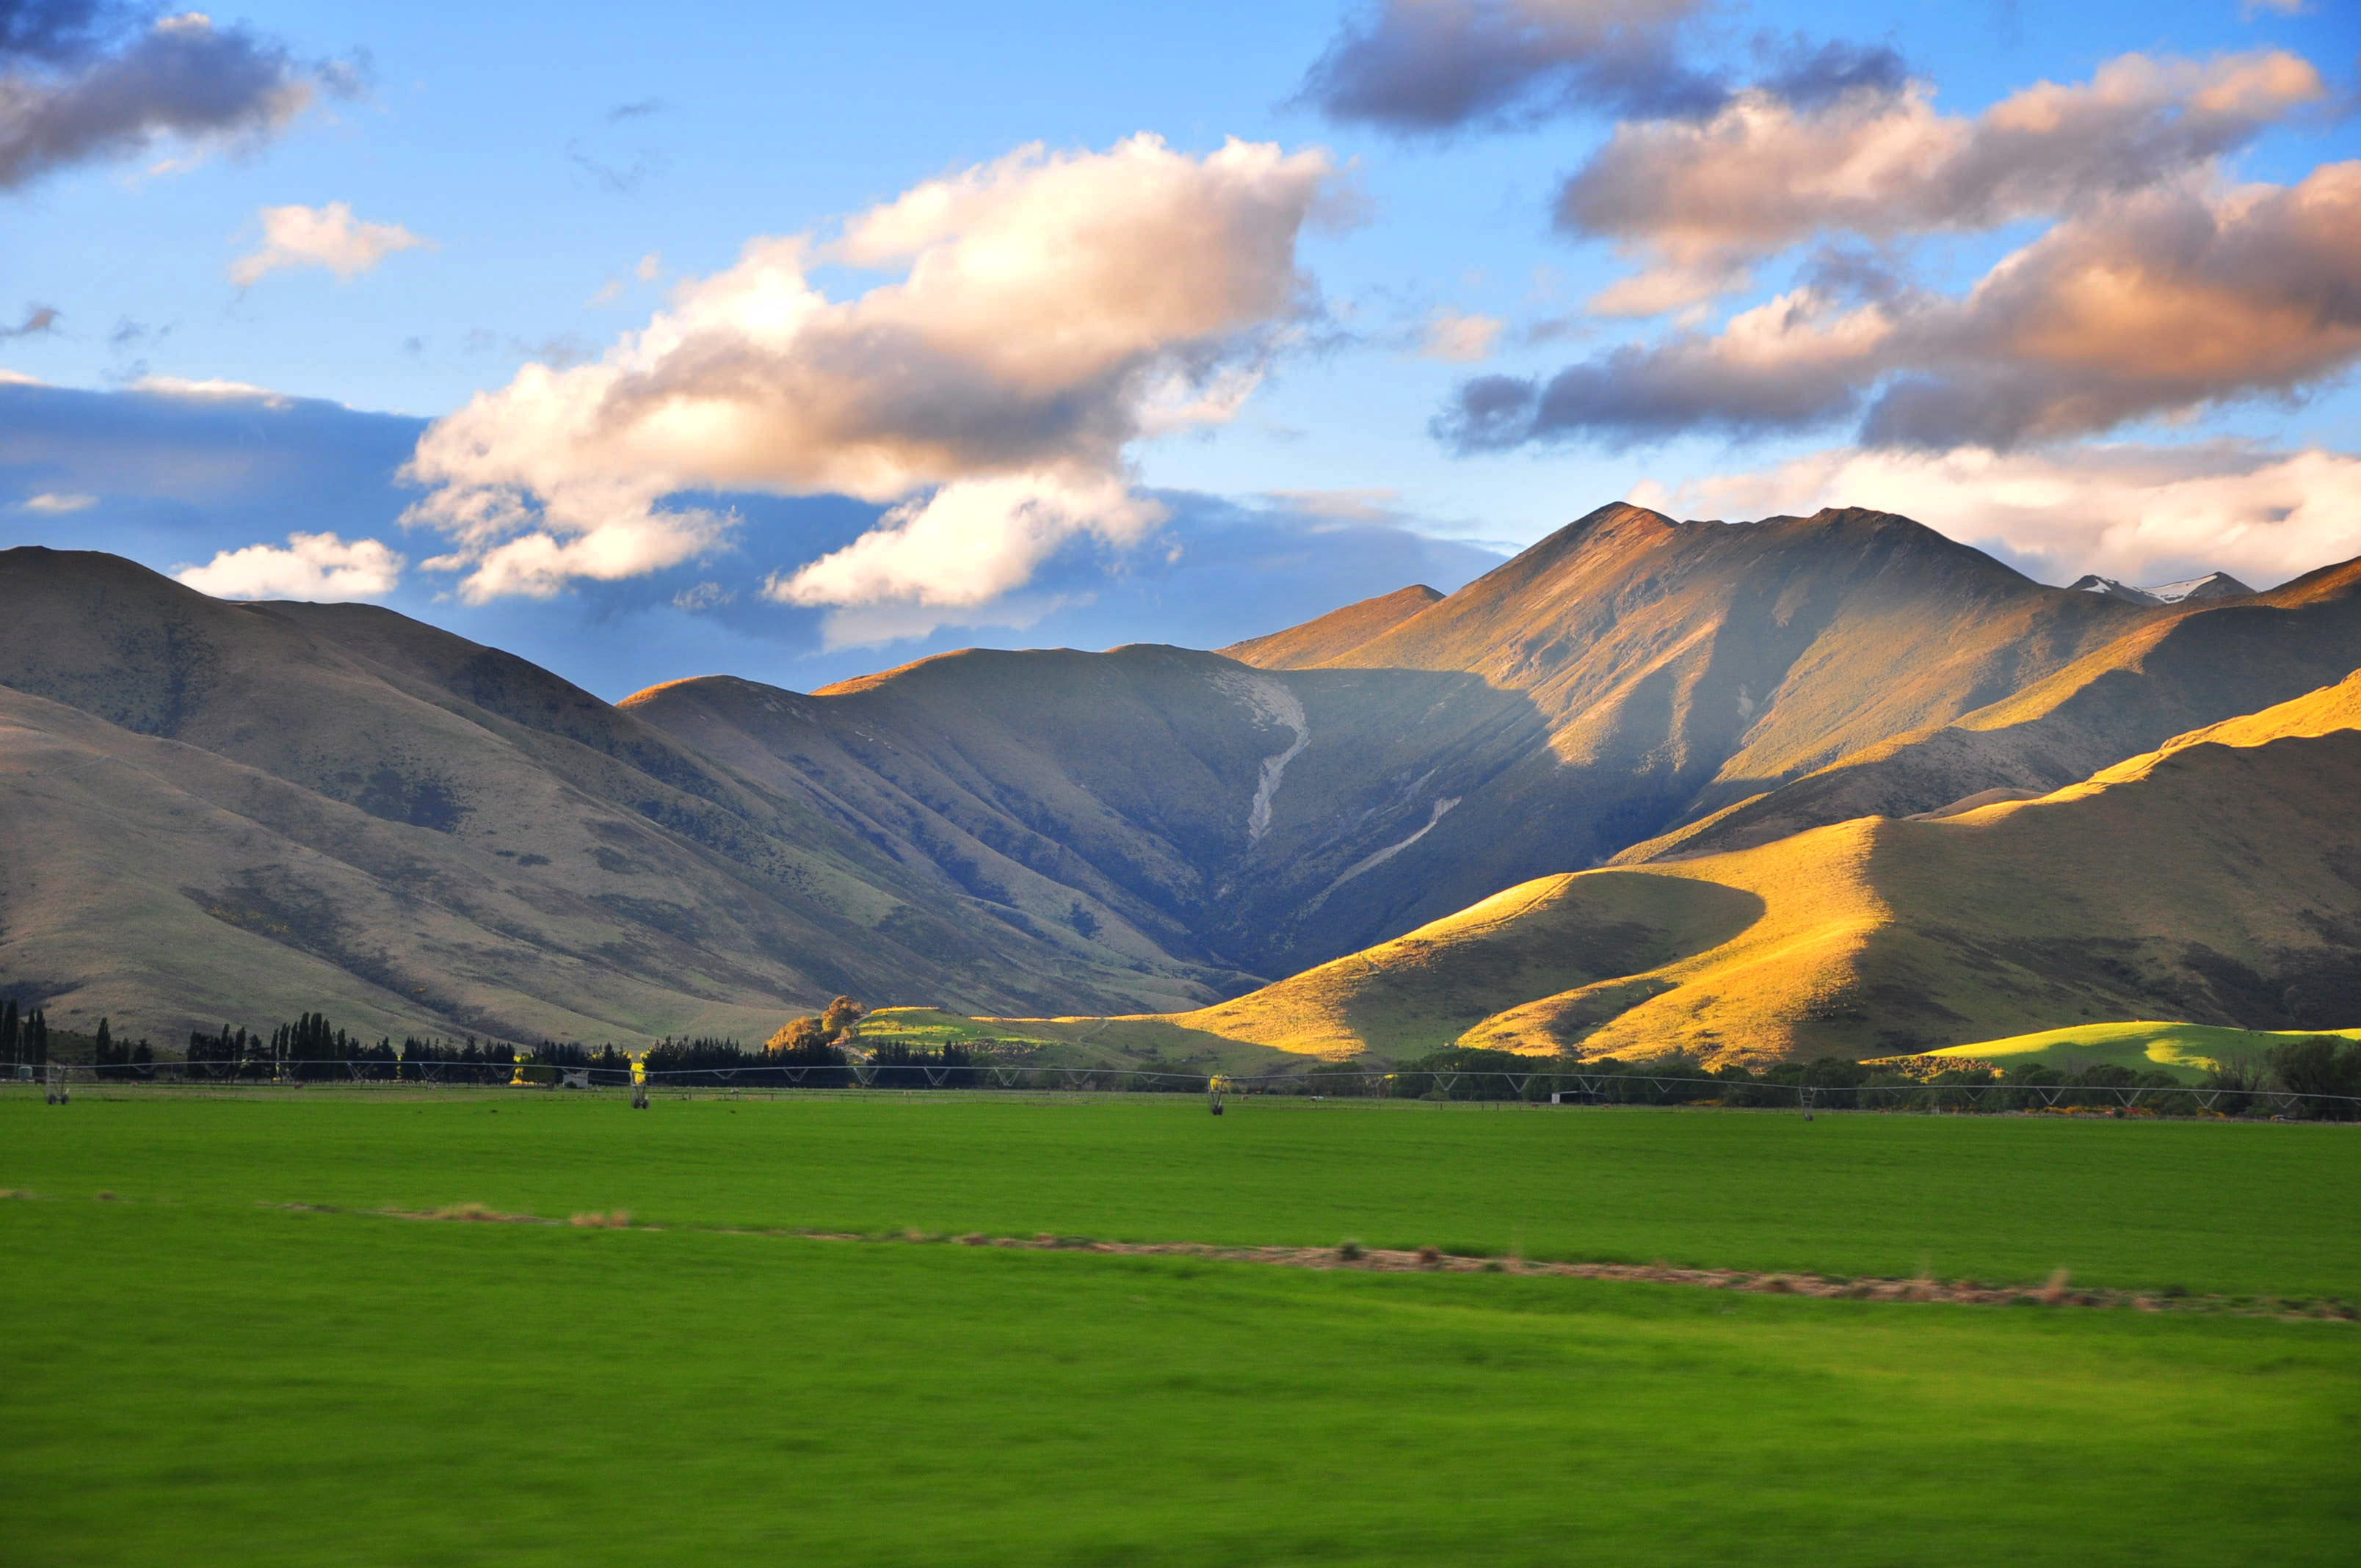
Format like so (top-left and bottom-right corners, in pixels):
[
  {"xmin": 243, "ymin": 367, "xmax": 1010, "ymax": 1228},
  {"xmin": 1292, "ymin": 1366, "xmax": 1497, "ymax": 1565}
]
[{"xmin": 7, "ymin": 501, "xmax": 2360, "ymax": 1068}]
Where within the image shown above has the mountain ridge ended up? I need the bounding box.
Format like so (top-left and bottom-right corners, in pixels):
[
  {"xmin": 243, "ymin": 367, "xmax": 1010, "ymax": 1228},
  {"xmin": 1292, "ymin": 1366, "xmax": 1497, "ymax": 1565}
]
[{"xmin": 7, "ymin": 514, "xmax": 2357, "ymax": 1063}]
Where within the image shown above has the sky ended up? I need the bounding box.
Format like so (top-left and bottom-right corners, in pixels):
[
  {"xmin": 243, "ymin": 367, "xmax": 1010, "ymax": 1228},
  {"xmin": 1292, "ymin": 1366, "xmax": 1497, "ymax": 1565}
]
[{"xmin": 1, "ymin": 0, "xmax": 2356, "ymax": 698}]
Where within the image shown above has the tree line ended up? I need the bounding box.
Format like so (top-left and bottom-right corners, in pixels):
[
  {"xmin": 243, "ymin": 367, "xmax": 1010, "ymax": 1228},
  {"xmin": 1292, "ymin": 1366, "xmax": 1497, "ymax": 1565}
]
[
  {"xmin": 1, "ymin": 999, "xmax": 50, "ymax": 1065},
  {"xmin": 16, "ymin": 987, "xmax": 2354, "ymax": 1115},
  {"xmin": 1313, "ymin": 1042, "xmax": 2361, "ymax": 1119}
]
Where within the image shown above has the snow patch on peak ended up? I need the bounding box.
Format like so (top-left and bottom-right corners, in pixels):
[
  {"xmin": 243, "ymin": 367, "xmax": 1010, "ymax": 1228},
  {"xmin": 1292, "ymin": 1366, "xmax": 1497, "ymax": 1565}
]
[
  {"xmin": 2145, "ymin": 571, "xmax": 2255, "ymax": 604},
  {"xmin": 2067, "ymin": 570, "xmax": 2255, "ymax": 607}
]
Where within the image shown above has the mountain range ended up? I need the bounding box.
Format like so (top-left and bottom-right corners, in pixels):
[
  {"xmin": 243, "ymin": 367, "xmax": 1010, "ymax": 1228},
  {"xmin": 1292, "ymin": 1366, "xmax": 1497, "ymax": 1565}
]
[{"xmin": 5, "ymin": 501, "xmax": 2357, "ymax": 1064}]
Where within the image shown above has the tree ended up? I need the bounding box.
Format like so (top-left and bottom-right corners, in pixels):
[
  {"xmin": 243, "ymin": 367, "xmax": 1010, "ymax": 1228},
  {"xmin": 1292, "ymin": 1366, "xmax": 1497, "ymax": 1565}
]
[
  {"xmin": 2268, "ymin": 1036, "xmax": 2361, "ymax": 1120},
  {"xmin": 766, "ymin": 1016, "xmax": 829, "ymax": 1056},
  {"xmin": 821, "ymin": 996, "xmax": 865, "ymax": 1042},
  {"xmin": 1, "ymin": 998, "xmax": 17, "ymax": 1062},
  {"xmin": 94, "ymin": 1017, "xmax": 113, "ymax": 1066}
]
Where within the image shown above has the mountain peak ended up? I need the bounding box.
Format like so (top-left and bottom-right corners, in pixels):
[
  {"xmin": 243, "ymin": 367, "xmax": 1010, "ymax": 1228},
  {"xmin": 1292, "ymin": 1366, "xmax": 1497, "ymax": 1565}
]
[
  {"xmin": 1221, "ymin": 584, "xmax": 1444, "ymax": 669},
  {"xmin": 2067, "ymin": 570, "xmax": 2255, "ymax": 607}
]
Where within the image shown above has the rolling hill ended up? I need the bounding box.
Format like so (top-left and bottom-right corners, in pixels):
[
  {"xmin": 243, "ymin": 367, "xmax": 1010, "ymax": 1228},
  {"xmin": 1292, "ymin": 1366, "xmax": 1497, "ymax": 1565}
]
[
  {"xmin": 1909, "ymin": 1021, "xmax": 2361, "ymax": 1083},
  {"xmin": 1035, "ymin": 668, "xmax": 2361, "ymax": 1065}
]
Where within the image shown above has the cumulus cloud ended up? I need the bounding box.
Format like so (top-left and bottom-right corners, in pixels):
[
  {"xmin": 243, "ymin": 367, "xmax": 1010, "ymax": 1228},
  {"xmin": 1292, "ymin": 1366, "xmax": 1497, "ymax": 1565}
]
[
  {"xmin": 175, "ymin": 530, "xmax": 403, "ymax": 600},
  {"xmin": 1444, "ymin": 161, "xmax": 2361, "ymax": 452},
  {"xmin": 1415, "ymin": 308, "xmax": 1503, "ymax": 361},
  {"xmin": 405, "ymin": 134, "xmax": 1335, "ymax": 605},
  {"xmin": 767, "ymin": 470, "xmax": 1164, "ymax": 609},
  {"xmin": 1559, "ymin": 49, "xmax": 2326, "ymax": 309},
  {"xmin": 229, "ymin": 202, "xmax": 429, "ymax": 286},
  {"xmin": 1632, "ymin": 440, "xmax": 2361, "ymax": 589},
  {"xmin": 1295, "ymin": 0, "xmax": 1727, "ymax": 131},
  {"xmin": 0, "ymin": 5, "xmax": 352, "ymax": 190}
]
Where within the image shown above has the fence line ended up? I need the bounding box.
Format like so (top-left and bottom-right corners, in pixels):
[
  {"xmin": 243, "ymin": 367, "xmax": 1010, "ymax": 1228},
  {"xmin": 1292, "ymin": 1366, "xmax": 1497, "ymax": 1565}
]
[{"xmin": 9, "ymin": 1059, "xmax": 2360, "ymax": 1114}]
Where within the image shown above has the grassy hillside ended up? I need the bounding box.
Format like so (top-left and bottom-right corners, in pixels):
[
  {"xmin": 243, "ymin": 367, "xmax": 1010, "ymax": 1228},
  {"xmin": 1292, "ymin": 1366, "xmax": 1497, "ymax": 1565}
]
[
  {"xmin": 1916, "ymin": 1021, "xmax": 2361, "ymax": 1081},
  {"xmin": 1029, "ymin": 671, "xmax": 2361, "ymax": 1064}
]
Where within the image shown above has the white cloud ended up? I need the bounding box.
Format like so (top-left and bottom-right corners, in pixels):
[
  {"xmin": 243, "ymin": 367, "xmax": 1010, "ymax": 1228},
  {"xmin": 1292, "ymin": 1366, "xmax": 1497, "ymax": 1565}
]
[
  {"xmin": 1561, "ymin": 49, "xmax": 2326, "ymax": 308},
  {"xmin": 635, "ymin": 251, "xmax": 661, "ymax": 281},
  {"xmin": 768, "ymin": 471, "xmax": 1164, "ymax": 609},
  {"xmin": 405, "ymin": 134, "xmax": 1335, "ymax": 606},
  {"xmin": 18, "ymin": 491, "xmax": 95, "ymax": 512},
  {"xmin": 1631, "ymin": 440, "xmax": 2361, "ymax": 588},
  {"xmin": 175, "ymin": 531, "xmax": 405, "ymax": 601},
  {"xmin": 1416, "ymin": 308, "xmax": 1504, "ymax": 361},
  {"xmin": 230, "ymin": 203, "xmax": 430, "ymax": 287},
  {"xmin": 418, "ymin": 504, "xmax": 725, "ymax": 603}
]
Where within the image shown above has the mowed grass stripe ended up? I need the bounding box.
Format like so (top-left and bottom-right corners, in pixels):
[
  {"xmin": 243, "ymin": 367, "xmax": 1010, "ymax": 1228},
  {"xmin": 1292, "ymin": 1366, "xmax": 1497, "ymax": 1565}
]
[
  {"xmin": 4, "ymin": 1092, "xmax": 2358, "ymax": 1296},
  {"xmin": 4, "ymin": 1199, "xmax": 2358, "ymax": 1568}
]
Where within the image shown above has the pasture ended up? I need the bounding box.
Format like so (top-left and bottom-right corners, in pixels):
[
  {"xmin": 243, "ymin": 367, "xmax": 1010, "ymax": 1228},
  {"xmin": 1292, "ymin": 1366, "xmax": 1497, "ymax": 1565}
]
[{"xmin": 4, "ymin": 1091, "xmax": 2357, "ymax": 1565}]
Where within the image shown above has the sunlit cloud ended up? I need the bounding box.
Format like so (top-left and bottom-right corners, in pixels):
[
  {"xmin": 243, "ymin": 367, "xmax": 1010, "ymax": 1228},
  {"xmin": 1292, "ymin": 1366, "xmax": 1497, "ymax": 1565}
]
[
  {"xmin": 1632, "ymin": 440, "xmax": 2361, "ymax": 589},
  {"xmin": 231, "ymin": 203, "xmax": 431, "ymax": 287},
  {"xmin": 405, "ymin": 134, "xmax": 1337, "ymax": 606},
  {"xmin": 175, "ymin": 531, "xmax": 405, "ymax": 600}
]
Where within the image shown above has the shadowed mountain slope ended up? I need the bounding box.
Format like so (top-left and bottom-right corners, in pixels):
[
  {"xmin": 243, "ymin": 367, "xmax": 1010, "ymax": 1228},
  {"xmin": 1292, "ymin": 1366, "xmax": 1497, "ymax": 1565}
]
[
  {"xmin": 623, "ymin": 647, "xmax": 1551, "ymax": 979},
  {"xmin": 1219, "ymin": 584, "xmax": 1442, "ymax": 669},
  {"xmin": 0, "ymin": 549, "xmax": 1243, "ymax": 1047},
  {"xmin": 1076, "ymin": 669, "xmax": 2361, "ymax": 1065}
]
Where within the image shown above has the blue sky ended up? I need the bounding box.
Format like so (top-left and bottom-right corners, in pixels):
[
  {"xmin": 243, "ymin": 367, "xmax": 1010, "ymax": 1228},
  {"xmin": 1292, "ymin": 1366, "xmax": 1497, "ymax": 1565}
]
[{"xmin": 2, "ymin": 0, "xmax": 2356, "ymax": 697}]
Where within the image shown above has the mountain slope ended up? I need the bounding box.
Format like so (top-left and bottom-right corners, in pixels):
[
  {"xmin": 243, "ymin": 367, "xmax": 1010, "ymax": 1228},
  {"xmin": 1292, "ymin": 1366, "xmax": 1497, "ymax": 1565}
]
[
  {"xmin": 623, "ymin": 645, "xmax": 1551, "ymax": 979},
  {"xmin": 628, "ymin": 496, "xmax": 2157, "ymax": 984},
  {"xmin": 0, "ymin": 548, "xmax": 1241, "ymax": 1047},
  {"xmin": 1219, "ymin": 584, "xmax": 1442, "ymax": 669},
  {"xmin": 12, "ymin": 512, "xmax": 2357, "ymax": 1059},
  {"xmin": 1208, "ymin": 504, "xmax": 2165, "ymax": 931},
  {"xmin": 1625, "ymin": 556, "xmax": 2361, "ymax": 863},
  {"xmin": 1085, "ymin": 669, "xmax": 2361, "ymax": 1064}
]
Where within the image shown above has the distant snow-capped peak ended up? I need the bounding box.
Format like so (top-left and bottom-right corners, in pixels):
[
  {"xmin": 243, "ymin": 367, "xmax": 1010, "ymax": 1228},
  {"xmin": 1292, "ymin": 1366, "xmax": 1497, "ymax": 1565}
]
[{"xmin": 2066, "ymin": 570, "xmax": 2255, "ymax": 607}]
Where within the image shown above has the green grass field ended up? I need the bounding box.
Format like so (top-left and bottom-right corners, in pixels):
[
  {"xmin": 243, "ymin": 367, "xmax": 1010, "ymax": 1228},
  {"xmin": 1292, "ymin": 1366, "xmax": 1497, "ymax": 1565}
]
[{"xmin": 4, "ymin": 1091, "xmax": 2358, "ymax": 1565}]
